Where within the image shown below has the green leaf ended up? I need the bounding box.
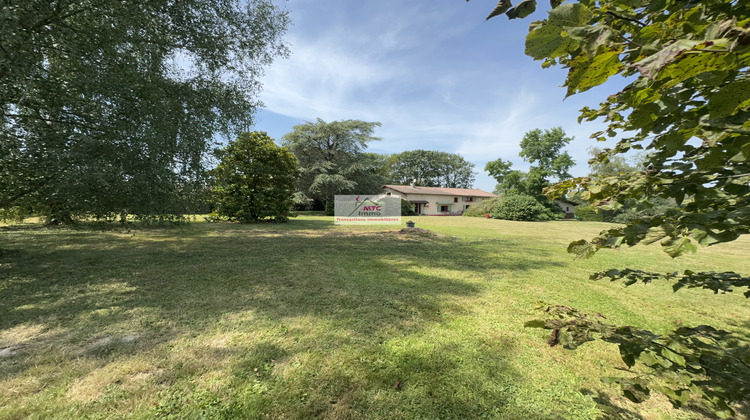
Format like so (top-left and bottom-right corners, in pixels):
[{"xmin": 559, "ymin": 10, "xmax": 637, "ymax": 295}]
[
  {"xmin": 634, "ymin": 39, "xmax": 702, "ymax": 79},
  {"xmin": 548, "ymin": 3, "xmax": 593, "ymax": 27},
  {"xmin": 663, "ymin": 237, "xmax": 698, "ymax": 258},
  {"xmin": 741, "ymin": 142, "xmax": 750, "ymax": 160},
  {"xmin": 506, "ymin": 0, "xmax": 536, "ymax": 19},
  {"xmin": 565, "ymin": 48, "xmax": 623, "ymax": 96},
  {"xmin": 691, "ymin": 228, "xmax": 726, "ymax": 246},
  {"xmin": 708, "ymin": 80, "xmax": 750, "ymax": 119},
  {"xmin": 628, "ymin": 103, "xmax": 659, "ymax": 127},
  {"xmin": 525, "ymin": 24, "xmax": 575, "ymax": 59},
  {"xmin": 567, "ymin": 239, "xmax": 597, "ymax": 258},
  {"xmin": 656, "ymin": 49, "xmax": 733, "ymax": 86},
  {"xmin": 485, "ymin": 0, "xmax": 512, "ymax": 20}
]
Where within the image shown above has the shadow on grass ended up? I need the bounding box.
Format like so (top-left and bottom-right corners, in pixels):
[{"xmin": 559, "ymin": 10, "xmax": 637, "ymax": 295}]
[
  {"xmin": 1, "ymin": 223, "xmax": 570, "ymax": 418},
  {"xmin": 580, "ymin": 388, "xmax": 646, "ymax": 420},
  {"xmin": 721, "ymin": 318, "xmax": 750, "ymax": 418}
]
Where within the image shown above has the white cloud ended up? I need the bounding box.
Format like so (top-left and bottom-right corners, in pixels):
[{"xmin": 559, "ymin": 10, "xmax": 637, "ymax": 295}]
[
  {"xmin": 256, "ymin": 0, "xmax": 629, "ymax": 191},
  {"xmin": 260, "ymin": 34, "xmax": 400, "ymax": 118},
  {"xmin": 259, "ymin": 0, "xmax": 472, "ymax": 122},
  {"xmin": 454, "ymin": 87, "xmax": 539, "ymax": 162}
]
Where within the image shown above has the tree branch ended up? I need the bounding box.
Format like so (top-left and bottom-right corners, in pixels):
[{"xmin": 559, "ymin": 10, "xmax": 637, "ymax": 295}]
[{"xmin": 606, "ymin": 11, "xmax": 647, "ymax": 27}]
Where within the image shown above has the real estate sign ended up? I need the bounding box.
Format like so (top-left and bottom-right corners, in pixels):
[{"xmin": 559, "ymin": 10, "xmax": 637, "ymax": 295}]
[{"xmin": 334, "ymin": 195, "xmax": 401, "ymax": 225}]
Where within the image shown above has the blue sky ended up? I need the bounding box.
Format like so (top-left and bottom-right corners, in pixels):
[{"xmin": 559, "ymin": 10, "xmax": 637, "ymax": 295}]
[{"xmin": 251, "ymin": 0, "xmax": 625, "ymax": 192}]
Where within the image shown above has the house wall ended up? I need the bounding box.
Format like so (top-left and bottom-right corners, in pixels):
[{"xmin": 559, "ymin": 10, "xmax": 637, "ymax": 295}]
[
  {"xmin": 554, "ymin": 200, "xmax": 577, "ymax": 219},
  {"xmin": 383, "ymin": 188, "xmax": 489, "ymax": 215}
]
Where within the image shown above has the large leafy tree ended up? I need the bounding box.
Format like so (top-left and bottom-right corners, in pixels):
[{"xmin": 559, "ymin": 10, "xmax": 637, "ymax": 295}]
[
  {"xmin": 352, "ymin": 152, "xmax": 392, "ymax": 195},
  {"xmin": 282, "ymin": 119, "xmax": 382, "ymax": 206},
  {"xmin": 438, "ymin": 152, "xmax": 476, "ymax": 188},
  {"xmin": 388, "ymin": 150, "xmax": 476, "ymax": 188},
  {"xmin": 212, "ymin": 131, "xmax": 299, "ymax": 222},
  {"xmin": 473, "ymin": 0, "xmax": 750, "ymax": 416},
  {"xmin": 485, "ymin": 127, "xmax": 574, "ymax": 200},
  {"xmin": 0, "ymin": 0, "xmax": 289, "ymax": 223}
]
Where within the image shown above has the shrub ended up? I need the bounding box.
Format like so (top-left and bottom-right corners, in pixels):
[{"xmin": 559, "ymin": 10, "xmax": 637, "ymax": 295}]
[
  {"xmin": 462, "ymin": 197, "xmax": 501, "ymax": 217},
  {"xmin": 490, "ymin": 195, "xmax": 553, "ymax": 221},
  {"xmin": 574, "ymin": 205, "xmax": 602, "ymax": 221},
  {"xmin": 325, "ymin": 201, "xmax": 335, "ymax": 216},
  {"xmin": 610, "ymin": 198, "xmax": 678, "ymax": 224},
  {"xmin": 400, "ymin": 199, "xmax": 417, "ymax": 216}
]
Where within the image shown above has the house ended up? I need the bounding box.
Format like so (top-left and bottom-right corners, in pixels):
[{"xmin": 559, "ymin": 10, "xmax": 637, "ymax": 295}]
[
  {"xmin": 381, "ymin": 185, "xmax": 496, "ymax": 215},
  {"xmin": 554, "ymin": 198, "xmax": 579, "ymax": 219}
]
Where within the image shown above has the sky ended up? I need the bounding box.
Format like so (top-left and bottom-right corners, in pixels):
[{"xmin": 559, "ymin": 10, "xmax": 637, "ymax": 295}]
[{"xmin": 250, "ymin": 0, "xmax": 628, "ymax": 193}]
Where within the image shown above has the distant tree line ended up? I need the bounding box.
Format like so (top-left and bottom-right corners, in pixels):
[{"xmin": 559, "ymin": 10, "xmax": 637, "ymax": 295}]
[{"xmin": 281, "ymin": 118, "xmax": 476, "ymax": 211}]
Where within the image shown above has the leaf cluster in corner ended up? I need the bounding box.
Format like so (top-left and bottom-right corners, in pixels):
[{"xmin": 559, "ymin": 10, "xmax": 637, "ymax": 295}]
[{"xmin": 526, "ymin": 303, "xmax": 750, "ymax": 418}]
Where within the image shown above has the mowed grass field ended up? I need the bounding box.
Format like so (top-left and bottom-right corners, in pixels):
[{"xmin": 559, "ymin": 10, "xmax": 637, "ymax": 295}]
[{"xmin": 1, "ymin": 216, "xmax": 748, "ymax": 419}]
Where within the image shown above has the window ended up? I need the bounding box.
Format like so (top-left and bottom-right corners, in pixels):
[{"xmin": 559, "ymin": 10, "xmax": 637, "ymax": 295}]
[
  {"xmin": 464, "ymin": 204, "xmax": 471, "ymax": 210},
  {"xmin": 454, "ymin": 197, "xmax": 458, "ymax": 203},
  {"xmin": 386, "ymin": 192, "xmax": 391, "ymax": 196},
  {"xmin": 462, "ymin": 197, "xmax": 474, "ymax": 202},
  {"xmin": 440, "ymin": 205, "xmax": 450, "ymax": 212}
]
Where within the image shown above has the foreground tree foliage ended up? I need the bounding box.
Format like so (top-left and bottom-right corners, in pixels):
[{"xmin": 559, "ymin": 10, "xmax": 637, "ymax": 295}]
[
  {"xmin": 576, "ymin": 148, "xmax": 678, "ymax": 223},
  {"xmin": 0, "ymin": 0, "xmax": 289, "ymax": 223},
  {"xmin": 211, "ymin": 132, "xmax": 299, "ymax": 223},
  {"xmin": 473, "ymin": 0, "xmax": 750, "ymax": 416},
  {"xmin": 526, "ymin": 303, "xmax": 750, "ymax": 417}
]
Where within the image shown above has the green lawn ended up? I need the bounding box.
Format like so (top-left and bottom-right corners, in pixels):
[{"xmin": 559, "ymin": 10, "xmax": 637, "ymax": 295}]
[{"xmin": 1, "ymin": 216, "xmax": 748, "ymax": 419}]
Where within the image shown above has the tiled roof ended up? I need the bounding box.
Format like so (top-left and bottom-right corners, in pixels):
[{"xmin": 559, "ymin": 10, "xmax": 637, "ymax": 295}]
[
  {"xmin": 382, "ymin": 185, "xmax": 497, "ymax": 198},
  {"xmin": 553, "ymin": 197, "xmax": 580, "ymax": 206}
]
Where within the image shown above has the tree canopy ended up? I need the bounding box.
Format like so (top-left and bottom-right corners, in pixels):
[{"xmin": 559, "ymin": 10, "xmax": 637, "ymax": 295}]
[
  {"xmin": 281, "ymin": 119, "xmax": 382, "ymax": 205},
  {"xmin": 387, "ymin": 150, "xmax": 476, "ymax": 188},
  {"xmin": 485, "ymin": 127, "xmax": 574, "ymax": 200},
  {"xmin": 491, "ymin": 0, "xmax": 750, "ymax": 258},
  {"xmin": 1, "ymin": 0, "xmax": 289, "ymax": 223},
  {"xmin": 211, "ymin": 131, "xmax": 299, "ymax": 222}
]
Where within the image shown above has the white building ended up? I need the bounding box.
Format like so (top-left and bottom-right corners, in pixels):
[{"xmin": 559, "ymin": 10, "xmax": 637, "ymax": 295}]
[{"xmin": 382, "ymin": 185, "xmax": 496, "ymax": 215}]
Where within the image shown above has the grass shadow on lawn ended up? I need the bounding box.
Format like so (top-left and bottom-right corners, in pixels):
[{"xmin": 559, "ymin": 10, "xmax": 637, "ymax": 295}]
[{"xmin": 1, "ymin": 224, "xmax": 573, "ymax": 418}]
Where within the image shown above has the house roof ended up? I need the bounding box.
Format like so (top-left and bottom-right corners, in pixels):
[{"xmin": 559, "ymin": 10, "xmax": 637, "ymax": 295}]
[
  {"xmin": 382, "ymin": 185, "xmax": 497, "ymax": 198},
  {"xmin": 554, "ymin": 197, "xmax": 580, "ymax": 206}
]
